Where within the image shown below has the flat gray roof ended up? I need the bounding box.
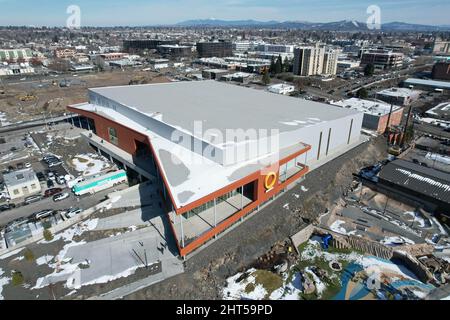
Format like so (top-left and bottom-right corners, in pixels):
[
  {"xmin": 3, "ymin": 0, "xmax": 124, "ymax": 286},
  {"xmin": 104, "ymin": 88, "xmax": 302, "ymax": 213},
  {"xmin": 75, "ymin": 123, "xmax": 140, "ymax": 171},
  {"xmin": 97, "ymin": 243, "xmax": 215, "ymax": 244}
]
[
  {"xmin": 404, "ymin": 78, "xmax": 450, "ymax": 90},
  {"xmin": 90, "ymin": 81, "xmax": 360, "ymax": 133},
  {"xmin": 3, "ymin": 168, "xmax": 37, "ymax": 187}
]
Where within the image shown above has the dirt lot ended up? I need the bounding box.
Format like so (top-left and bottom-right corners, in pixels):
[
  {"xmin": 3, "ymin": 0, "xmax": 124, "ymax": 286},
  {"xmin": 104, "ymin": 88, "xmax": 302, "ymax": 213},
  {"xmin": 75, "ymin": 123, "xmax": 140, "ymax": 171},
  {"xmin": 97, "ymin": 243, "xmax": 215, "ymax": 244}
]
[
  {"xmin": 0, "ymin": 70, "xmax": 169, "ymax": 125},
  {"xmin": 125, "ymin": 136, "xmax": 388, "ymax": 300}
]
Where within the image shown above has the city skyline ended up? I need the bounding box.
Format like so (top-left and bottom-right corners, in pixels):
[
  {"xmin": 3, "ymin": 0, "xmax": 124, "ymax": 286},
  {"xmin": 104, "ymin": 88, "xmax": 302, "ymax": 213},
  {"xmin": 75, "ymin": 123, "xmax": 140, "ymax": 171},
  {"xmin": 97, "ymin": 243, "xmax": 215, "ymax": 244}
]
[{"xmin": 0, "ymin": 0, "xmax": 448, "ymax": 27}]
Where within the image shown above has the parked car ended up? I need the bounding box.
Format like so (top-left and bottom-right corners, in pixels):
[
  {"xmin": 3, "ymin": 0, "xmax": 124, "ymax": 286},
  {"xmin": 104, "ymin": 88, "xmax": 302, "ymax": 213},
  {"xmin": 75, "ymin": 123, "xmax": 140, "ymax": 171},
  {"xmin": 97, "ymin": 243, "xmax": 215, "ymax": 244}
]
[
  {"xmin": 24, "ymin": 194, "xmax": 42, "ymax": 205},
  {"xmin": 48, "ymin": 160, "xmax": 62, "ymax": 168},
  {"xmin": 47, "ymin": 179, "xmax": 54, "ymax": 188},
  {"xmin": 29, "ymin": 209, "xmax": 54, "ymax": 221},
  {"xmin": 36, "ymin": 172, "xmax": 46, "ymax": 182},
  {"xmin": 53, "ymin": 192, "xmax": 69, "ymax": 202},
  {"xmin": 66, "ymin": 207, "xmax": 83, "ymax": 218},
  {"xmin": 0, "ymin": 203, "xmax": 15, "ymax": 212},
  {"xmin": 44, "ymin": 188, "xmax": 62, "ymax": 198},
  {"xmin": 16, "ymin": 163, "xmax": 24, "ymax": 169},
  {"xmin": 43, "ymin": 154, "xmax": 59, "ymax": 162},
  {"xmin": 25, "ymin": 162, "xmax": 31, "ymax": 168},
  {"xmin": 56, "ymin": 175, "xmax": 66, "ymax": 185}
]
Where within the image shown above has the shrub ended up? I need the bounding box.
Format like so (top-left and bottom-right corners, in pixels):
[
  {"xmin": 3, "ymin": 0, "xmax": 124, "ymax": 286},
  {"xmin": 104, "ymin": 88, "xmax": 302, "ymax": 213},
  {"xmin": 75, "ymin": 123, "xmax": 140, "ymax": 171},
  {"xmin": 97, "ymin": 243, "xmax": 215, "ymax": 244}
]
[
  {"xmin": 24, "ymin": 248, "xmax": 35, "ymax": 262},
  {"xmin": 11, "ymin": 271, "xmax": 24, "ymax": 286},
  {"xmin": 43, "ymin": 229, "xmax": 54, "ymax": 242}
]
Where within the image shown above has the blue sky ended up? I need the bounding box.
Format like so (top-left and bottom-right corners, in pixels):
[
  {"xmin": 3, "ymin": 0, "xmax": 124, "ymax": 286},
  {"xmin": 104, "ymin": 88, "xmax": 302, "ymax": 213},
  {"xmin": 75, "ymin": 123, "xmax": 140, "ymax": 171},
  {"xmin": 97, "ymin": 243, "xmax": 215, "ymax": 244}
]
[{"xmin": 0, "ymin": 0, "xmax": 448, "ymax": 26}]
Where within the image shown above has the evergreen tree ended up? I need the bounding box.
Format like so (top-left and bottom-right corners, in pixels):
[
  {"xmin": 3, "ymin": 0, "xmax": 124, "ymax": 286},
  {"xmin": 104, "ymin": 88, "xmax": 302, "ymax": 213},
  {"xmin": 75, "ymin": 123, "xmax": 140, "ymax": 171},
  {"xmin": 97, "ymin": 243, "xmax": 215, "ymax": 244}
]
[
  {"xmin": 269, "ymin": 56, "xmax": 275, "ymax": 75},
  {"xmin": 356, "ymin": 88, "xmax": 369, "ymax": 99},
  {"xmin": 364, "ymin": 64, "xmax": 375, "ymax": 76},
  {"xmin": 283, "ymin": 57, "xmax": 290, "ymax": 72},
  {"xmin": 275, "ymin": 55, "xmax": 282, "ymax": 74}
]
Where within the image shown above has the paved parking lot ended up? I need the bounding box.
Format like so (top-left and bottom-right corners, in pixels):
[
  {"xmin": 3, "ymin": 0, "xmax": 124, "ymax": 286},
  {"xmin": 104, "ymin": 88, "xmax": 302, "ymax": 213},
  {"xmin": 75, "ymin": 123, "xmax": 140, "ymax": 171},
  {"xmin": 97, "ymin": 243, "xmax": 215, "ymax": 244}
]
[{"xmin": 0, "ymin": 183, "xmax": 128, "ymax": 227}]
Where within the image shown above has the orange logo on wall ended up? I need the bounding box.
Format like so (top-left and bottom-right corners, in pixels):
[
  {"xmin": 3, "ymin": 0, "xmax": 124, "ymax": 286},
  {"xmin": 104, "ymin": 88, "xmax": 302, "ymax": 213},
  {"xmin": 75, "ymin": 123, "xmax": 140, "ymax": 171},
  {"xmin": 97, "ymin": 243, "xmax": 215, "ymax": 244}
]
[{"xmin": 264, "ymin": 172, "xmax": 277, "ymax": 190}]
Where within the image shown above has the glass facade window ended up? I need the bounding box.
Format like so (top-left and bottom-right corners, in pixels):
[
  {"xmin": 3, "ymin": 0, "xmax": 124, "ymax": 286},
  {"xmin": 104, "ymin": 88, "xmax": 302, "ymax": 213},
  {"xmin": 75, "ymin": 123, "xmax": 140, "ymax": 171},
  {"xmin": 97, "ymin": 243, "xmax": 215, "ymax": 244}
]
[
  {"xmin": 279, "ymin": 156, "xmax": 305, "ymax": 183},
  {"xmin": 108, "ymin": 127, "xmax": 119, "ymax": 145},
  {"xmin": 183, "ymin": 188, "xmax": 240, "ymax": 219}
]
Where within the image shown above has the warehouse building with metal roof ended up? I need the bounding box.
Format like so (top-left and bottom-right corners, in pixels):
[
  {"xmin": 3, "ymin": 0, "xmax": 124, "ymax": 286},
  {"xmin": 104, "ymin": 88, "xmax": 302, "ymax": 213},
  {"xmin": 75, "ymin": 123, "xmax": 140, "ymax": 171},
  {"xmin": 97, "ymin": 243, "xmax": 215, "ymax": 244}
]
[{"xmin": 378, "ymin": 159, "xmax": 450, "ymax": 217}]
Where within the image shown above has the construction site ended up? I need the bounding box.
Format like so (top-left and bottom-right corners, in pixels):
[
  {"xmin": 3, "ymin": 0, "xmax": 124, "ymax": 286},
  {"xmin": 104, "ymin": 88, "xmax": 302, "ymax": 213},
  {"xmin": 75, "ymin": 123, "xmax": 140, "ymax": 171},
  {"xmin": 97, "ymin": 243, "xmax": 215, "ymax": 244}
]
[{"xmin": 0, "ymin": 70, "xmax": 169, "ymax": 126}]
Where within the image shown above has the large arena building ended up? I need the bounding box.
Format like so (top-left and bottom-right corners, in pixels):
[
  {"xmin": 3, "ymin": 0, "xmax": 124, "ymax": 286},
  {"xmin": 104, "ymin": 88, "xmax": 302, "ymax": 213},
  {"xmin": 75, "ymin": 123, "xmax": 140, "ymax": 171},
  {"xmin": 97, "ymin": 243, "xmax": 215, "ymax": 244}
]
[{"xmin": 68, "ymin": 81, "xmax": 364, "ymax": 257}]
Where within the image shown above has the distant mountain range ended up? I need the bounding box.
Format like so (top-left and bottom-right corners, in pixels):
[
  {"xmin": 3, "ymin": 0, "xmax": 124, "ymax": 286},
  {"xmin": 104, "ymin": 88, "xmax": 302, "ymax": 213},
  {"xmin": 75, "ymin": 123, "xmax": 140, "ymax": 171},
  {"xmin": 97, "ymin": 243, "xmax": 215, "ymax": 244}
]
[{"xmin": 175, "ymin": 19, "xmax": 450, "ymax": 31}]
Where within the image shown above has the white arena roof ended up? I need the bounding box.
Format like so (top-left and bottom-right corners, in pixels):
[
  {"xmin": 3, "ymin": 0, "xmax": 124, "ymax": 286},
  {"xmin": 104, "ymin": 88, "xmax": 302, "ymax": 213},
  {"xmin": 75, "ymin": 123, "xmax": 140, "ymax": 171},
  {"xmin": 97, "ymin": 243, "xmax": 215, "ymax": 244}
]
[
  {"xmin": 89, "ymin": 80, "xmax": 360, "ymax": 135},
  {"xmin": 72, "ymin": 81, "xmax": 364, "ymax": 209}
]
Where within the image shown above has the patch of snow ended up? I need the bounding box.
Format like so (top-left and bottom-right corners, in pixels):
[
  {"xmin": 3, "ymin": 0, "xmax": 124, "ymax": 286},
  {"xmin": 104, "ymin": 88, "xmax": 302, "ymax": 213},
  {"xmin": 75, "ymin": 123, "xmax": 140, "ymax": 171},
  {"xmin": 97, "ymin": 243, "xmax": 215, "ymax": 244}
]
[
  {"xmin": 280, "ymin": 272, "xmax": 302, "ymax": 300},
  {"xmin": 12, "ymin": 256, "xmax": 24, "ymax": 262},
  {"xmin": 381, "ymin": 236, "xmax": 415, "ymax": 246},
  {"xmin": 65, "ymin": 290, "xmax": 77, "ymax": 297},
  {"xmin": 411, "ymin": 290, "xmax": 427, "ymax": 299},
  {"xmin": 38, "ymin": 219, "xmax": 99, "ymax": 244},
  {"xmin": 330, "ymin": 220, "xmax": 350, "ymax": 235},
  {"xmin": 110, "ymin": 195, "xmax": 122, "ymax": 203},
  {"xmin": 431, "ymin": 217, "xmax": 447, "ymax": 236},
  {"xmin": 280, "ymin": 121, "xmax": 299, "ymax": 126},
  {"xmin": 305, "ymin": 267, "xmax": 326, "ymax": 296},
  {"xmin": 0, "ymin": 247, "xmax": 25, "ymax": 260},
  {"xmin": 0, "ymin": 268, "xmax": 11, "ymax": 300},
  {"xmin": 71, "ymin": 153, "xmax": 110, "ymax": 176},
  {"xmin": 36, "ymin": 255, "xmax": 54, "ymax": 266},
  {"xmin": 76, "ymin": 265, "xmax": 140, "ymax": 289},
  {"xmin": 222, "ymin": 268, "xmax": 269, "ymax": 300}
]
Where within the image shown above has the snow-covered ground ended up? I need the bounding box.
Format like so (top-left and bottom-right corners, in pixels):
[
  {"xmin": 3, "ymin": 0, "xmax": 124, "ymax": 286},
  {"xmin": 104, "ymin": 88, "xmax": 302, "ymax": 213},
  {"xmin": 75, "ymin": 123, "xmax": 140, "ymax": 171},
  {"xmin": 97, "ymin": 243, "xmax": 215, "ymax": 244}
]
[
  {"xmin": 403, "ymin": 211, "xmax": 426, "ymax": 228},
  {"xmin": 0, "ymin": 268, "xmax": 10, "ymax": 300},
  {"xmin": 71, "ymin": 153, "xmax": 111, "ymax": 177},
  {"xmin": 222, "ymin": 240, "xmax": 434, "ymax": 300},
  {"xmin": 0, "ymin": 112, "xmax": 11, "ymax": 127},
  {"xmin": 329, "ymin": 220, "xmax": 356, "ymax": 236},
  {"xmin": 381, "ymin": 236, "xmax": 415, "ymax": 246},
  {"xmin": 0, "ymin": 247, "xmax": 25, "ymax": 260},
  {"xmin": 34, "ymin": 219, "xmax": 99, "ymax": 289},
  {"xmin": 36, "ymin": 255, "xmax": 54, "ymax": 266},
  {"xmin": 222, "ymin": 268, "xmax": 278, "ymax": 300},
  {"xmin": 33, "ymin": 217, "xmax": 150, "ymax": 292}
]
